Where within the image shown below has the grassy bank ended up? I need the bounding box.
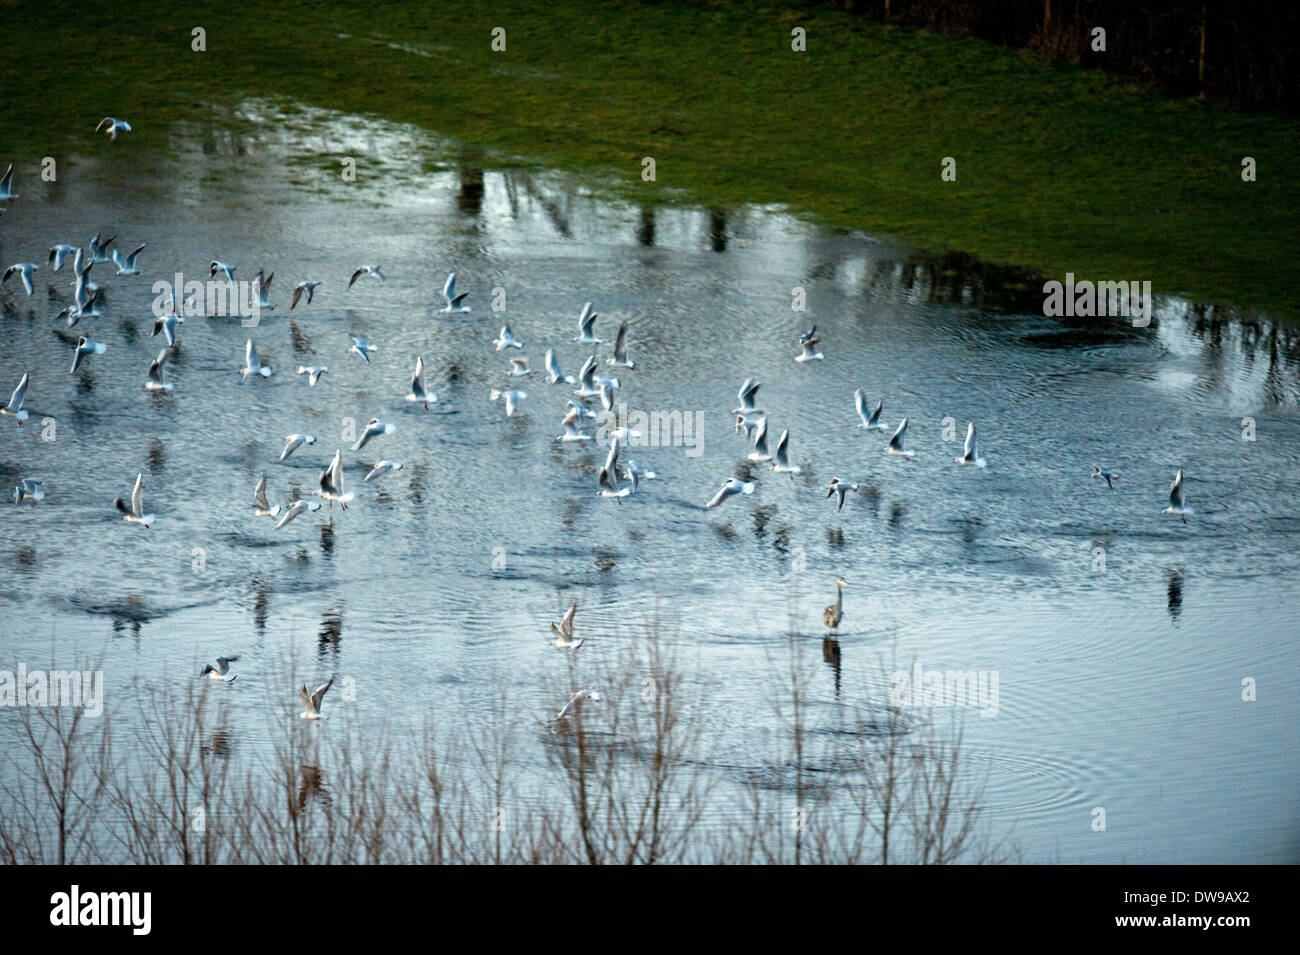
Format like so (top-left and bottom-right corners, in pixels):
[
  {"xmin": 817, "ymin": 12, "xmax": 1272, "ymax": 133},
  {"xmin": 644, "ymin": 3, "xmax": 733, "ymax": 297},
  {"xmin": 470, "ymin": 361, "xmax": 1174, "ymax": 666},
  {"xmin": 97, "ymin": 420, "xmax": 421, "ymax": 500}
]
[{"xmin": 4, "ymin": 0, "xmax": 1298, "ymax": 312}]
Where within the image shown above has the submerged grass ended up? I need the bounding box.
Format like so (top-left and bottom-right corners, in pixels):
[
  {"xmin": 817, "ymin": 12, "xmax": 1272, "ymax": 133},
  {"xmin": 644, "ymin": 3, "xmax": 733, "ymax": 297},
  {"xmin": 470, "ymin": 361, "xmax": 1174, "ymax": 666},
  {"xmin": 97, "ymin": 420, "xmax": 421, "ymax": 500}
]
[{"xmin": 2, "ymin": 0, "xmax": 1298, "ymax": 312}]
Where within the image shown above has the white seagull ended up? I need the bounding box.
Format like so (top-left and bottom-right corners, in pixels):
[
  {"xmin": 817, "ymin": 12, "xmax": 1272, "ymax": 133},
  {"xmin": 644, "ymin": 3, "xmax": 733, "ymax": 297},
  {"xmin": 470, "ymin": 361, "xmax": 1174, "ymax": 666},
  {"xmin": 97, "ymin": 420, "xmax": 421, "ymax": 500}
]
[
  {"xmin": 296, "ymin": 365, "xmax": 328, "ymax": 387},
  {"xmin": 507, "ymin": 356, "xmax": 534, "ymax": 378},
  {"xmin": 886, "ymin": 417, "xmax": 915, "ymax": 459},
  {"xmin": 2, "ymin": 373, "xmax": 29, "ymax": 424},
  {"xmin": 280, "ymin": 433, "xmax": 317, "ymax": 461},
  {"xmin": 550, "ymin": 601, "xmax": 582, "ymax": 649},
  {"xmin": 1091, "ymin": 465, "xmax": 1120, "ymax": 489},
  {"xmin": 623, "ymin": 458, "xmax": 657, "ymax": 492},
  {"xmin": 316, "ymin": 450, "xmax": 354, "ymax": 508},
  {"xmin": 49, "ymin": 244, "xmax": 78, "ymax": 271},
  {"xmin": 210, "ymin": 261, "xmax": 237, "ymax": 282},
  {"xmin": 440, "ymin": 272, "xmax": 470, "ymax": 313},
  {"xmin": 607, "ymin": 321, "xmax": 635, "ymax": 368},
  {"xmin": 290, "ymin": 281, "xmax": 320, "ymax": 309},
  {"xmin": 12, "ymin": 478, "xmax": 44, "ymax": 505},
  {"xmin": 826, "ymin": 477, "xmax": 860, "ymax": 511},
  {"xmin": 252, "ymin": 474, "xmax": 282, "ymax": 518},
  {"xmin": 795, "ymin": 326, "xmax": 823, "ymax": 363},
  {"xmin": 201, "ymin": 656, "xmax": 240, "ymax": 682},
  {"xmin": 2, "ymin": 263, "xmax": 37, "ymax": 296},
  {"xmin": 558, "ymin": 688, "xmax": 602, "ymax": 719},
  {"xmin": 152, "ymin": 312, "xmax": 183, "ymax": 347},
  {"xmin": 490, "ymin": 388, "xmax": 526, "ymax": 417},
  {"xmin": 363, "ymin": 460, "xmax": 403, "ymax": 482},
  {"xmin": 352, "ymin": 418, "xmax": 394, "ymax": 452},
  {"xmin": 954, "ymin": 422, "xmax": 986, "ymax": 468},
  {"xmin": 144, "ymin": 350, "xmax": 173, "ymax": 392},
  {"xmin": 556, "ymin": 406, "xmax": 592, "ymax": 444},
  {"xmin": 772, "ymin": 429, "xmax": 801, "ymax": 475},
  {"xmin": 70, "ymin": 337, "xmax": 107, "ymax": 374},
  {"xmin": 706, "ymin": 477, "xmax": 756, "ymax": 509},
  {"xmin": 88, "ymin": 233, "xmax": 115, "ymax": 263},
  {"xmin": 114, "ymin": 473, "xmax": 154, "ymax": 527},
  {"xmin": 298, "ymin": 677, "xmax": 335, "ymax": 720},
  {"xmin": 574, "ymin": 302, "xmax": 601, "ymax": 343},
  {"xmin": 733, "ymin": 377, "xmax": 763, "ymax": 415},
  {"xmin": 545, "ymin": 348, "xmax": 576, "ymax": 384},
  {"xmin": 493, "ymin": 324, "xmax": 523, "ymax": 351},
  {"xmin": 747, "ymin": 416, "xmax": 773, "ymax": 462},
  {"xmin": 240, "ymin": 339, "xmax": 271, "ymax": 378},
  {"xmin": 406, "ymin": 355, "xmax": 435, "ymax": 409},
  {"xmin": 95, "ymin": 117, "xmax": 132, "ymax": 140},
  {"xmin": 0, "ymin": 163, "xmax": 17, "ymax": 200},
  {"xmin": 598, "ymin": 439, "xmax": 632, "ymax": 503},
  {"xmin": 350, "ymin": 336, "xmax": 376, "ymax": 364},
  {"xmin": 348, "ymin": 265, "xmax": 384, "ymax": 288},
  {"xmin": 275, "ymin": 499, "xmax": 322, "ymax": 528},
  {"xmin": 1161, "ymin": 469, "xmax": 1192, "ymax": 524},
  {"xmin": 252, "ymin": 270, "xmax": 275, "ymax": 310},
  {"xmin": 855, "ymin": 390, "xmax": 886, "ymax": 431},
  {"xmin": 111, "ymin": 243, "xmax": 146, "ymax": 275}
]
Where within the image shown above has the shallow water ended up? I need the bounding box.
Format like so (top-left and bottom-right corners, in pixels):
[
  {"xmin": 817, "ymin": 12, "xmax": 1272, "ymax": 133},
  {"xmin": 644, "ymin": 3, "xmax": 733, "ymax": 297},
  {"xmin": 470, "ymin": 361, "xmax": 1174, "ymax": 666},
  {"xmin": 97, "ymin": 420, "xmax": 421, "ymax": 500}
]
[{"xmin": 1, "ymin": 99, "xmax": 1298, "ymax": 863}]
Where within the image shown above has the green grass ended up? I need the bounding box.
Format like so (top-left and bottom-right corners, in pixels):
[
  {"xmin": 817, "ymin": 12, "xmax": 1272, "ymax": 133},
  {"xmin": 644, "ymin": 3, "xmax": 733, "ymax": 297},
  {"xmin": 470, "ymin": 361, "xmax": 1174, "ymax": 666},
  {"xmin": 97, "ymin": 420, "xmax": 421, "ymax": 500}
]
[{"xmin": 5, "ymin": 0, "xmax": 1298, "ymax": 312}]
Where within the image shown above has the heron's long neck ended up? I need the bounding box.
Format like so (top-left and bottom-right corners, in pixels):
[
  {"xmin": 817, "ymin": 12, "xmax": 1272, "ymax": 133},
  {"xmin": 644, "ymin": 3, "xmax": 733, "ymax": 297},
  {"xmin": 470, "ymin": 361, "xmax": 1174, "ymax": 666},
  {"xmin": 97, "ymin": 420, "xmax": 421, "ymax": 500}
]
[{"xmin": 835, "ymin": 583, "xmax": 843, "ymax": 612}]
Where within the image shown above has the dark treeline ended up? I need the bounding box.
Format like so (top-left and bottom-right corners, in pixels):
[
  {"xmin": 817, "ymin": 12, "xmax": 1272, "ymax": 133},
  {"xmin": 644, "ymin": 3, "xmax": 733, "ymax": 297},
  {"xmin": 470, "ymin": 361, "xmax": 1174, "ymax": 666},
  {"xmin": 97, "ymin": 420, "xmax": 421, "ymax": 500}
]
[{"xmin": 799, "ymin": 1, "xmax": 1298, "ymax": 113}]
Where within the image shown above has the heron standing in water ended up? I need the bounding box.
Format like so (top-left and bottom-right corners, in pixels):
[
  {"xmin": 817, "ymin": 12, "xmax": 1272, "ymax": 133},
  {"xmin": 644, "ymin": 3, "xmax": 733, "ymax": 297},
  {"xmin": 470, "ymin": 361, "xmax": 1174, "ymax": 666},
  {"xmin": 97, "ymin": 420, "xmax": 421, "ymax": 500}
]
[{"xmin": 823, "ymin": 577, "xmax": 849, "ymax": 634}]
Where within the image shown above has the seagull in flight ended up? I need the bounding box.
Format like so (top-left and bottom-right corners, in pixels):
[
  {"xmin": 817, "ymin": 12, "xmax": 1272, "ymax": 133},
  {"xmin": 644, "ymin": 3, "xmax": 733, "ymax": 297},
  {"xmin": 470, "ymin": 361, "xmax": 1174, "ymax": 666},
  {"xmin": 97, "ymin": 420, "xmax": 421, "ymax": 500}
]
[
  {"xmin": 575, "ymin": 303, "xmax": 601, "ymax": 343},
  {"xmin": 886, "ymin": 418, "xmax": 915, "ymax": 459},
  {"xmin": 507, "ymin": 356, "xmax": 534, "ymax": 378},
  {"xmin": 747, "ymin": 416, "xmax": 773, "ymax": 462},
  {"xmin": 557, "ymin": 688, "xmax": 602, "ymax": 719},
  {"xmin": 772, "ymin": 429, "xmax": 801, "ymax": 476},
  {"xmin": 623, "ymin": 458, "xmax": 656, "ymax": 492},
  {"xmin": 545, "ymin": 349, "xmax": 576, "ymax": 384},
  {"xmin": 406, "ymin": 355, "xmax": 434, "ymax": 409},
  {"xmin": 363, "ymin": 460, "xmax": 403, "ymax": 482},
  {"xmin": 608, "ymin": 322, "xmax": 635, "ymax": 368},
  {"xmin": 2, "ymin": 263, "xmax": 37, "ymax": 295},
  {"xmin": 240, "ymin": 339, "xmax": 271, "ymax": 378},
  {"xmin": 210, "ymin": 261, "xmax": 237, "ymax": 282},
  {"xmin": 316, "ymin": 450, "xmax": 354, "ymax": 508},
  {"xmin": 144, "ymin": 350, "xmax": 173, "ymax": 392},
  {"xmin": 1091, "ymin": 466, "xmax": 1120, "ymax": 489},
  {"xmin": 1161, "ymin": 469, "xmax": 1192, "ymax": 524},
  {"xmin": 88, "ymin": 233, "xmax": 115, "ymax": 263},
  {"xmin": 252, "ymin": 270, "xmax": 275, "ymax": 310},
  {"xmin": 440, "ymin": 272, "xmax": 470, "ymax": 312},
  {"xmin": 296, "ymin": 365, "xmax": 328, "ymax": 387},
  {"xmin": 95, "ymin": 117, "xmax": 132, "ymax": 140},
  {"xmin": 299, "ymin": 677, "xmax": 335, "ymax": 720},
  {"xmin": 855, "ymin": 390, "xmax": 886, "ymax": 431},
  {"xmin": 280, "ymin": 433, "xmax": 317, "ymax": 461},
  {"xmin": 275, "ymin": 499, "xmax": 321, "ymax": 528},
  {"xmin": 348, "ymin": 265, "xmax": 384, "ymax": 288},
  {"xmin": 0, "ymin": 163, "xmax": 17, "ymax": 201},
  {"xmin": 111, "ymin": 243, "xmax": 146, "ymax": 275},
  {"xmin": 12, "ymin": 478, "xmax": 44, "ymax": 505},
  {"xmin": 70, "ymin": 337, "xmax": 107, "ymax": 374},
  {"xmin": 826, "ymin": 477, "xmax": 860, "ymax": 511},
  {"xmin": 152, "ymin": 312, "xmax": 184, "ymax": 347},
  {"xmin": 550, "ymin": 601, "xmax": 582, "ymax": 648},
  {"xmin": 795, "ymin": 326, "xmax": 823, "ymax": 363},
  {"xmin": 953, "ymin": 422, "xmax": 986, "ymax": 468},
  {"xmin": 491, "ymin": 388, "xmax": 526, "ymax": 417},
  {"xmin": 2, "ymin": 373, "xmax": 30, "ymax": 424},
  {"xmin": 706, "ymin": 477, "xmax": 755, "ymax": 509},
  {"xmin": 252, "ymin": 474, "xmax": 282, "ymax": 518},
  {"xmin": 733, "ymin": 377, "xmax": 763, "ymax": 415},
  {"xmin": 290, "ymin": 281, "xmax": 320, "ymax": 309},
  {"xmin": 597, "ymin": 439, "xmax": 632, "ymax": 503},
  {"xmin": 201, "ymin": 656, "xmax": 240, "ymax": 683},
  {"xmin": 556, "ymin": 407, "xmax": 592, "ymax": 445},
  {"xmin": 49, "ymin": 244, "xmax": 78, "ymax": 271},
  {"xmin": 350, "ymin": 336, "xmax": 376, "ymax": 364},
  {"xmin": 493, "ymin": 324, "xmax": 523, "ymax": 351},
  {"xmin": 114, "ymin": 473, "xmax": 154, "ymax": 527},
  {"xmin": 351, "ymin": 418, "xmax": 394, "ymax": 452}
]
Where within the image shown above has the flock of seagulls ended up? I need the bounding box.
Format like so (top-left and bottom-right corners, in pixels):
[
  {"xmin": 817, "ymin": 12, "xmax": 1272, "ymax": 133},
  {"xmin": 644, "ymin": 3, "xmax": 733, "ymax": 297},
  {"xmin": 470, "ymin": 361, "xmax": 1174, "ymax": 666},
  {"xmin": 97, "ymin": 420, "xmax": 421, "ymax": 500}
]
[{"xmin": 0, "ymin": 128, "xmax": 1198, "ymax": 722}]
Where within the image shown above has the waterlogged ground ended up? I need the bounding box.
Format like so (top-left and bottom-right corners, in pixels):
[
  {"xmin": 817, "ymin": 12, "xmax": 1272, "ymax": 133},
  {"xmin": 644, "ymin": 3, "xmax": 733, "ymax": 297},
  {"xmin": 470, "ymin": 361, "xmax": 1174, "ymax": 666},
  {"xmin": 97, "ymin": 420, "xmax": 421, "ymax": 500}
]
[{"xmin": 1, "ymin": 99, "xmax": 1298, "ymax": 862}]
